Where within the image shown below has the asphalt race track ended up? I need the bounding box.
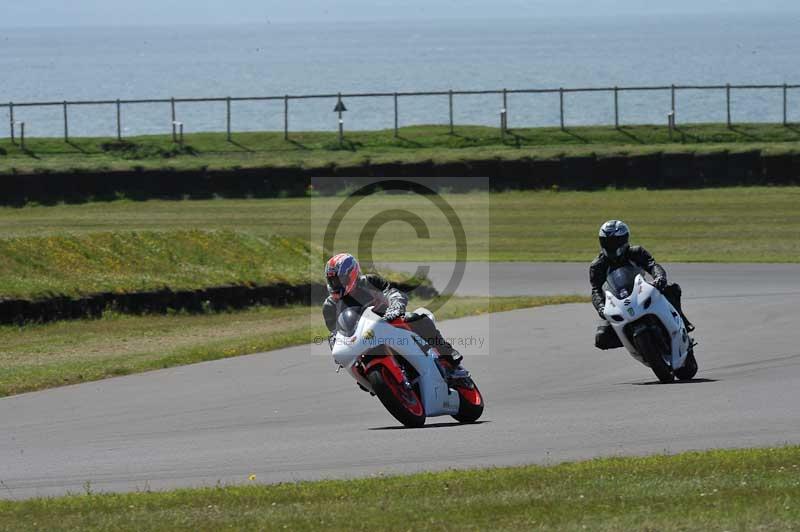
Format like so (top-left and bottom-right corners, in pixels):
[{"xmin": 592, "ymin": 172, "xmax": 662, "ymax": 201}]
[{"xmin": 2, "ymin": 264, "xmax": 800, "ymax": 499}]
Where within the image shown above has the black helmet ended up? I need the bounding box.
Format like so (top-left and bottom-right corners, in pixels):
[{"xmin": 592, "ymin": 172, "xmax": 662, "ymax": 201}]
[{"xmin": 599, "ymin": 220, "xmax": 630, "ymax": 258}]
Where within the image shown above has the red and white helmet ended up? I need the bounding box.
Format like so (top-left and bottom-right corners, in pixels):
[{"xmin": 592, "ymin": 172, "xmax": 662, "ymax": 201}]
[{"xmin": 325, "ymin": 253, "xmax": 361, "ymax": 300}]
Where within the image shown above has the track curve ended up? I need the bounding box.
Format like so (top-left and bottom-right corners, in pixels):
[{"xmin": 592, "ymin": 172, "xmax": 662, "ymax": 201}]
[{"xmin": 1, "ymin": 263, "xmax": 799, "ymax": 499}]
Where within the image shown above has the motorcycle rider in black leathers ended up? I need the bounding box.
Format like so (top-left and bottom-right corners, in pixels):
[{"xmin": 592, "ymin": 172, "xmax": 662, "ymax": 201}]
[
  {"xmin": 590, "ymin": 220, "xmax": 694, "ymax": 350},
  {"xmin": 322, "ymin": 253, "xmax": 468, "ymax": 380}
]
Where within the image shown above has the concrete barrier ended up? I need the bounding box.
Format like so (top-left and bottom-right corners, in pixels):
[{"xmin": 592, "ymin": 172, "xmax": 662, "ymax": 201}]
[
  {"xmin": 0, "ymin": 150, "xmax": 798, "ymax": 205},
  {"xmin": 0, "ymin": 281, "xmax": 438, "ymax": 324}
]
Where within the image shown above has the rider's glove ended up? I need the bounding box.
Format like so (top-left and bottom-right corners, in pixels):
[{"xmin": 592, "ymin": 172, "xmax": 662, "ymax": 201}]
[
  {"xmin": 653, "ymin": 277, "xmax": 667, "ymax": 291},
  {"xmin": 383, "ymin": 304, "xmax": 406, "ymax": 322}
]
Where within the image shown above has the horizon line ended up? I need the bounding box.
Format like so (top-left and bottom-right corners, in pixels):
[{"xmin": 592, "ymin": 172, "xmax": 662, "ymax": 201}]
[{"xmin": 2, "ymin": 10, "xmax": 799, "ymax": 31}]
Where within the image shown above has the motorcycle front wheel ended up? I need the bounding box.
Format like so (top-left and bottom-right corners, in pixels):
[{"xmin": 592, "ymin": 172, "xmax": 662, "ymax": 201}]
[
  {"xmin": 633, "ymin": 329, "xmax": 674, "ymax": 383},
  {"xmin": 451, "ymin": 379, "xmax": 484, "ymax": 423},
  {"xmin": 674, "ymin": 351, "xmax": 698, "ymax": 381},
  {"xmin": 368, "ymin": 366, "xmax": 426, "ymax": 428}
]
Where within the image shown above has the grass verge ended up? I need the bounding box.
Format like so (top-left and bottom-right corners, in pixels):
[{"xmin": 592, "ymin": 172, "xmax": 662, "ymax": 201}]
[
  {"xmin": 0, "ymin": 230, "xmax": 317, "ymax": 299},
  {"xmin": 0, "ymin": 188, "xmax": 798, "ymax": 262},
  {"xmin": 0, "ymin": 123, "xmax": 798, "ymax": 174},
  {"xmin": 0, "ymin": 295, "xmax": 586, "ymax": 397},
  {"xmin": 1, "ymin": 446, "xmax": 798, "ymax": 530}
]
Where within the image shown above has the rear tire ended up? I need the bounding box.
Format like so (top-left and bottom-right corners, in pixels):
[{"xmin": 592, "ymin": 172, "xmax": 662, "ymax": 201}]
[
  {"xmin": 368, "ymin": 366, "xmax": 426, "ymax": 428},
  {"xmin": 452, "ymin": 380, "xmax": 484, "ymax": 423},
  {"xmin": 674, "ymin": 351, "xmax": 698, "ymax": 381},
  {"xmin": 633, "ymin": 329, "xmax": 674, "ymax": 383}
]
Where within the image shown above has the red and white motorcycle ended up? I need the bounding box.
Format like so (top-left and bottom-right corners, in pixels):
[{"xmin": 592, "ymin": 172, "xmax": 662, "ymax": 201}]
[{"xmin": 330, "ymin": 306, "xmax": 484, "ymax": 427}]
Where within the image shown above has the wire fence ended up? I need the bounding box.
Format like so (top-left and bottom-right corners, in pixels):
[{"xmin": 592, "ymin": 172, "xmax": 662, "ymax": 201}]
[{"xmin": 2, "ymin": 82, "xmax": 798, "ymax": 146}]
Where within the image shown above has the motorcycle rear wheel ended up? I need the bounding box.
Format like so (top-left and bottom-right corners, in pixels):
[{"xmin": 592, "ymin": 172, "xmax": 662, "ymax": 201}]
[{"xmin": 368, "ymin": 366, "xmax": 426, "ymax": 428}]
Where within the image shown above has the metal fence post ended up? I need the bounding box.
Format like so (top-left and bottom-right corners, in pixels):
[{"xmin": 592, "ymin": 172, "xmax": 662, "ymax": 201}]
[
  {"xmin": 726, "ymin": 83, "xmax": 731, "ymax": 128},
  {"xmin": 284, "ymin": 95, "xmax": 289, "ymax": 140},
  {"xmin": 226, "ymin": 96, "xmax": 232, "ymax": 141},
  {"xmin": 668, "ymin": 112, "xmax": 674, "ymax": 140},
  {"xmin": 559, "ymin": 88, "xmax": 565, "ymax": 130},
  {"xmin": 63, "ymin": 101, "xmax": 69, "ymax": 142},
  {"xmin": 393, "ymin": 92, "xmax": 398, "ymax": 137},
  {"xmin": 9, "ymin": 102, "xmax": 14, "ymax": 144},
  {"xmin": 614, "ymin": 86, "xmax": 619, "ymax": 128},
  {"xmin": 783, "ymin": 84, "xmax": 788, "ymax": 126},
  {"xmin": 337, "ymin": 92, "xmax": 344, "ymax": 145},
  {"xmin": 171, "ymin": 97, "xmax": 176, "ymax": 141},
  {"xmin": 502, "ymin": 88, "xmax": 508, "ymax": 131},
  {"xmin": 448, "ymin": 90, "xmax": 454, "ymax": 134},
  {"xmin": 671, "ymin": 85, "xmax": 677, "ymax": 127},
  {"xmin": 116, "ymin": 99, "xmax": 122, "ymax": 140}
]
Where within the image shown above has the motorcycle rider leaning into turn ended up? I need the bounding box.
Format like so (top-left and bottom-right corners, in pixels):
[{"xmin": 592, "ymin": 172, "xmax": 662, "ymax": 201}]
[
  {"xmin": 322, "ymin": 253, "xmax": 470, "ymax": 381},
  {"xmin": 590, "ymin": 220, "xmax": 695, "ymax": 350}
]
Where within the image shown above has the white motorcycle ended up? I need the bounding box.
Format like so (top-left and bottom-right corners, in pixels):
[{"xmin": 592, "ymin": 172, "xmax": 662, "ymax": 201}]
[
  {"xmin": 329, "ymin": 306, "xmax": 484, "ymax": 427},
  {"xmin": 603, "ymin": 265, "xmax": 698, "ymax": 383}
]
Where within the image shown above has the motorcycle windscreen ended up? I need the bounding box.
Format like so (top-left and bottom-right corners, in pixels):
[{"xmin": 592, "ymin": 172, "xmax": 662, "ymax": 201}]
[
  {"xmin": 336, "ymin": 305, "xmax": 364, "ymax": 337},
  {"xmin": 606, "ymin": 265, "xmax": 643, "ymax": 299}
]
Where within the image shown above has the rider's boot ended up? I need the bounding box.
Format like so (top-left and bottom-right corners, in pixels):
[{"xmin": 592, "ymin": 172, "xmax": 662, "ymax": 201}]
[
  {"xmin": 408, "ymin": 315, "xmax": 470, "ymax": 382},
  {"xmin": 665, "ymin": 284, "xmax": 695, "ymax": 332},
  {"xmin": 674, "ymin": 303, "xmax": 695, "ymax": 332},
  {"xmin": 437, "ymin": 350, "xmax": 470, "ymax": 383}
]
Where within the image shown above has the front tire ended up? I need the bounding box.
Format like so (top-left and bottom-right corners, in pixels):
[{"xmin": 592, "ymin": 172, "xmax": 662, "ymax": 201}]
[
  {"xmin": 368, "ymin": 366, "xmax": 426, "ymax": 428},
  {"xmin": 674, "ymin": 351, "xmax": 698, "ymax": 381},
  {"xmin": 633, "ymin": 328, "xmax": 674, "ymax": 383},
  {"xmin": 452, "ymin": 379, "xmax": 484, "ymax": 423}
]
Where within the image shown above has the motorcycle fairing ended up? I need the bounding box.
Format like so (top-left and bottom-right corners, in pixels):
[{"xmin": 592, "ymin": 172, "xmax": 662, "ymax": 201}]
[
  {"xmin": 603, "ymin": 273, "xmax": 690, "ymax": 371},
  {"xmin": 332, "ymin": 306, "xmax": 460, "ymax": 416}
]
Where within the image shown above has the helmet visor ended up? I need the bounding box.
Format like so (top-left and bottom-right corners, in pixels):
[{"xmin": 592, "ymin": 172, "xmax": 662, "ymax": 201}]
[
  {"xmin": 326, "ymin": 272, "xmax": 345, "ymax": 296},
  {"xmin": 600, "ymin": 234, "xmax": 628, "ymax": 256}
]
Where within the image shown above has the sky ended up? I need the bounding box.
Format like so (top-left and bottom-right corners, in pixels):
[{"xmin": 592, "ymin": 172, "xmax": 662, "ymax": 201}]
[{"xmin": 3, "ymin": 0, "xmax": 799, "ymax": 27}]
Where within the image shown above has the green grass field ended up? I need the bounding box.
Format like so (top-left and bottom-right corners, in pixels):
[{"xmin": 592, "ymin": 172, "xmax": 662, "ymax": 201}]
[
  {"xmin": 0, "ymin": 187, "xmax": 796, "ymax": 391},
  {"xmin": 0, "ymin": 123, "xmax": 798, "ymax": 173},
  {"xmin": 1, "ymin": 446, "xmax": 797, "ymax": 531},
  {"xmin": 0, "ymin": 188, "xmax": 797, "ymax": 271},
  {"xmin": 0, "ymin": 295, "xmax": 584, "ymax": 396},
  {"xmin": 0, "ymin": 231, "xmax": 318, "ymax": 299}
]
